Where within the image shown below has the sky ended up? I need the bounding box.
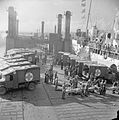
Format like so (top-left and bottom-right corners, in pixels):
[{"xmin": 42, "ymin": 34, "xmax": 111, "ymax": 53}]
[{"xmin": 0, "ymin": 0, "xmax": 119, "ymax": 33}]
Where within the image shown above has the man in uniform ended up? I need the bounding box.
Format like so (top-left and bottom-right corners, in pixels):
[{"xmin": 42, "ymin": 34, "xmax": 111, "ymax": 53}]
[
  {"xmin": 62, "ymin": 82, "xmax": 66, "ymax": 99},
  {"xmin": 61, "ymin": 59, "xmax": 63, "ymax": 70}
]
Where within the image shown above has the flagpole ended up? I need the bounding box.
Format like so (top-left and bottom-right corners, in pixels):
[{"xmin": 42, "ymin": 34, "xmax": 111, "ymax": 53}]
[{"xmin": 86, "ymin": 0, "xmax": 92, "ymax": 31}]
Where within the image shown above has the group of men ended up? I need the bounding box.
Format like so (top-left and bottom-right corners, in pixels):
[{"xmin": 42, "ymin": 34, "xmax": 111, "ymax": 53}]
[
  {"xmin": 61, "ymin": 67, "xmax": 107, "ymax": 99},
  {"xmin": 44, "ymin": 64, "xmax": 54, "ymax": 84}
]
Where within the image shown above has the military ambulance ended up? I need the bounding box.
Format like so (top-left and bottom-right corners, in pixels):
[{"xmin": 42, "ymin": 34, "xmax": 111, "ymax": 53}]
[
  {"xmin": 82, "ymin": 62, "xmax": 115, "ymax": 83},
  {"xmin": 0, "ymin": 65, "xmax": 40, "ymax": 95},
  {"xmin": 23, "ymin": 52, "xmax": 36, "ymax": 64},
  {"xmin": 5, "ymin": 48, "xmax": 39, "ymax": 64},
  {"xmin": 56, "ymin": 51, "xmax": 64, "ymax": 65}
]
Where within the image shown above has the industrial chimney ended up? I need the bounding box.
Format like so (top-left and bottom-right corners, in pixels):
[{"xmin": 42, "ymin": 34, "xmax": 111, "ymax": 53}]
[
  {"xmin": 54, "ymin": 25, "xmax": 56, "ymax": 33},
  {"xmin": 64, "ymin": 11, "xmax": 72, "ymax": 52},
  {"xmin": 41, "ymin": 21, "xmax": 44, "ymax": 39},
  {"xmin": 65, "ymin": 11, "xmax": 71, "ymax": 41},
  {"xmin": 16, "ymin": 19, "xmax": 19, "ymax": 36},
  {"xmin": 57, "ymin": 14, "xmax": 62, "ymax": 35},
  {"xmin": 8, "ymin": 7, "xmax": 17, "ymax": 38}
]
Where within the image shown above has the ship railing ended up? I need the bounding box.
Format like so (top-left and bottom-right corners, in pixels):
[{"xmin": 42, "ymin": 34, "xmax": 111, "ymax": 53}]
[{"xmin": 89, "ymin": 47, "xmax": 119, "ymax": 60}]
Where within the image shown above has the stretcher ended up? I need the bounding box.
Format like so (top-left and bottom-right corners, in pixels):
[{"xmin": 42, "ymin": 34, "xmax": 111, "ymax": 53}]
[{"xmin": 112, "ymin": 82, "xmax": 119, "ymax": 94}]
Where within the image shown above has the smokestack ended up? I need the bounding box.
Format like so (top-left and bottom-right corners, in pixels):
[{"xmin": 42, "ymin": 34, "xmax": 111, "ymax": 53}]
[
  {"xmin": 54, "ymin": 25, "xmax": 56, "ymax": 33},
  {"xmin": 57, "ymin": 14, "xmax": 62, "ymax": 35},
  {"xmin": 14, "ymin": 11, "xmax": 17, "ymax": 37},
  {"xmin": 8, "ymin": 7, "xmax": 17, "ymax": 38},
  {"xmin": 16, "ymin": 19, "xmax": 19, "ymax": 36},
  {"xmin": 64, "ymin": 11, "xmax": 72, "ymax": 52},
  {"xmin": 41, "ymin": 21, "xmax": 44, "ymax": 39},
  {"xmin": 65, "ymin": 11, "xmax": 71, "ymax": 41},
  {"xmin": 41, "ymin": 21, "xmax": 44, "ymax": 34}
]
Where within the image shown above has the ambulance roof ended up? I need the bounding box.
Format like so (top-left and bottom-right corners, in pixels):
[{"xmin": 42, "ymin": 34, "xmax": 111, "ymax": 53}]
[
  {"xmin": 13, "ymin": 64, "xmax": 39, "ymax": 71},
  {"xmin": 4, "ymin": 54, "xmax": 24, "ymax": 60},
  {"xmin": 84, "ymin": 62, "xmax": 107, "ymax": 67},
  {"xmin": 9, "ymin": 61, "xmax": 31, "ymax": 67},
  {"xmin": 22, "ymin": 52, "xmax": 34, "ymax": 55},
  {"xmin": 1, "ymin": 65, "xmax": 39, "ymax": 75},
  {"xmin": 69, "ymin": 54, "xmax": 79, "ymax": 60},
  {"xmin": 0, "ymin": 64, "xmax": 9, "ymax": 71},
  {"xmin": 58, "ymin": 51, "xmax": 64, "ymax": 54},
  {"xmin": 63, "ymin": 52, "xmax": 70, "ymax": 56},
  {"xmin": 2, "ymin": 67, "xmax": 15, "ymax": 75},
  {"xmin": 7, "ymin": 48, "xmax": 33, "ymax": 56},
  {"xmin": 6, "ymin": 58, "xmax": 27, "ymax": 63}
]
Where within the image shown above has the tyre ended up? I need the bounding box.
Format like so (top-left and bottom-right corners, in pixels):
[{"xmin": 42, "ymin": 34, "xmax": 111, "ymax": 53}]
[
  {"xmin": 28, "ymin": 82, "xmax": 36, "ymax": 91},
  {"xmin": 0, "ymin": 87, "xmax": 6, "ymax": 95},
  {"xmin": 112, "ymin": 90, "xmax": 115, "ymax": 94}
]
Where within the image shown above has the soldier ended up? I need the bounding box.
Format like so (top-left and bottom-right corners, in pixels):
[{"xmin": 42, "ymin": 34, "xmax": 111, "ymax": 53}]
[
  {"xmin": 72, "ymin": 75, "xmax": 79, "ymax": 88},
  {"xmin": 99, "ymin": 79, "xmax": 106, "ymax": 95},
  {"xmin": 55, "ymin": 77, "xmax": 58, "ymax": 91},
  {"xmin": 54, "ymin": 71, "xmax": 58, "ymax": 84},
  {"xmin": 62, "ymin": 82, "xmax": 66, "ymax": 99},
  {"xmin": 45, "ymin": 71, "xmax": 49, "ymax": 84},
  {"xmin": 61, "ymin": 59, "xmax": 63, "ymax": 70},
  {"xmin": 112, "ymin": 81, "xmax": 119, "ymax": 94},
  {"xmin": 49, "ymin": 64, "xmax": 53, "ymax": 84}
]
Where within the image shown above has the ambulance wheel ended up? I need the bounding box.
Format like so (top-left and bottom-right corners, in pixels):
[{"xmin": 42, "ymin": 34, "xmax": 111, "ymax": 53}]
[
  {"xmin": 28, "ymin": 82, "xmax": 36, "ymax": 91},
  {"xmin": 112, "ymin": 90, "xmax": 115, "ymax": 94},
  {"xmin": 0, "ymin": 87, "xmax": 6, "ymax": 95}
]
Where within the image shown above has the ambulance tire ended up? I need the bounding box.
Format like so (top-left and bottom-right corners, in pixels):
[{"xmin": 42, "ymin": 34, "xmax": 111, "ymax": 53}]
[
  {"xmin": 28, "ymin": 82, "xmax": 36, "ymax": 91},
  {"xmin": 0, "ymin": 87, "xmax": 6, "ymax": 95},
  {"xmin": 112, "ymin": 90, "xmax": 115, "ymax": 94}
]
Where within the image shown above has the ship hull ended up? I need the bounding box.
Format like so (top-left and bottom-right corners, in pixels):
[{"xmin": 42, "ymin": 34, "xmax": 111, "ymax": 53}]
[{"xmin": 90, "ymin": 52, "xmax": 119, "ymax": 70}]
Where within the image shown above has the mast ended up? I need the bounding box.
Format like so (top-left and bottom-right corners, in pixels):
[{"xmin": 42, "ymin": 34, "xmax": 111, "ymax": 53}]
[
  {"xmin": 86, "ymin": 0, "xmax": 92, "ymax": 32},
  {"xmin": 86, "ymin": 0, "xmax": 92, "ymax": 61}
]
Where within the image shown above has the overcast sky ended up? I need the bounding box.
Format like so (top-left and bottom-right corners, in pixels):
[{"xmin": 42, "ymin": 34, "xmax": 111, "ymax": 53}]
[{"xmin": 0, "ymin": 0, "xmax": 119, "ymax": 33}]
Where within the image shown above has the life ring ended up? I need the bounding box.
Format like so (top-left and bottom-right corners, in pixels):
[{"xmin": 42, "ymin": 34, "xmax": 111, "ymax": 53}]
[
  {"xmin": 28, "ymin": 56, "xmax": 32, "ymax": 62},
  {"xmin": 25, "ymin": 72, "xmax": 33, "ymax": 81},
  {"xmin": 95, "ymin": 69, "xmax": 101, "ymax": 77},
  {"xmin": 104, "ymin": 52, "xmax": 107, "ymax": 59}
]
